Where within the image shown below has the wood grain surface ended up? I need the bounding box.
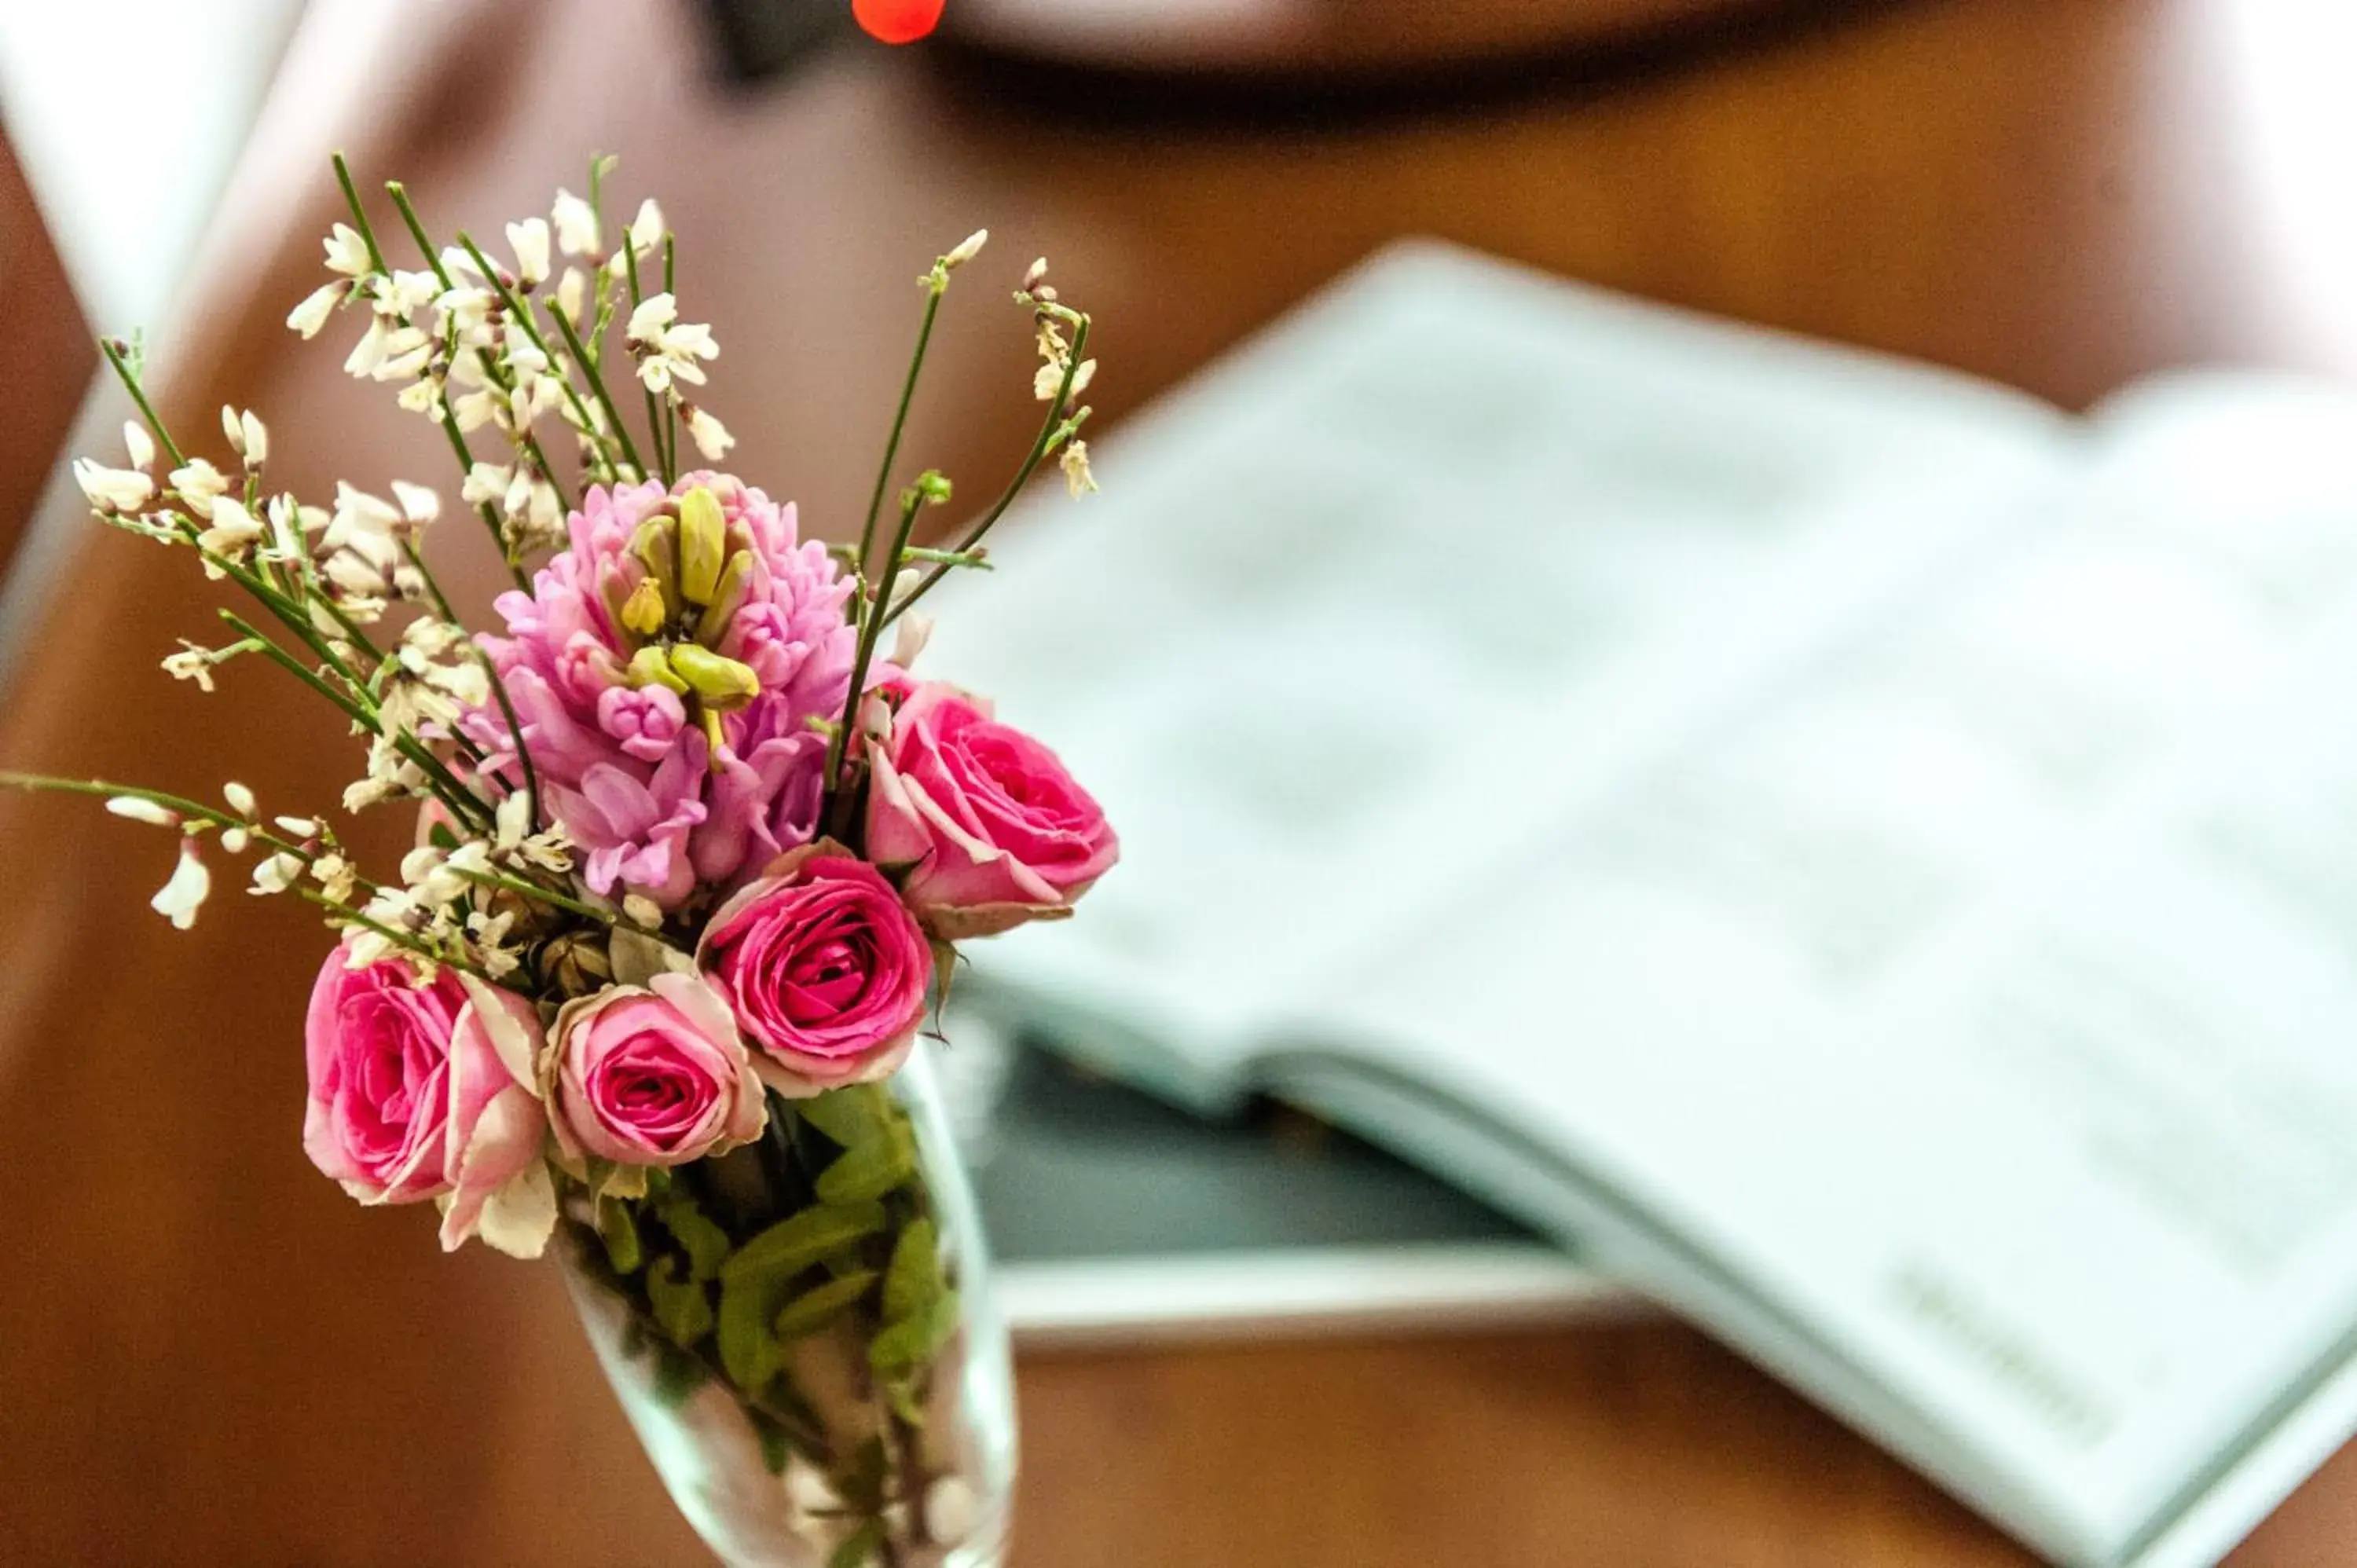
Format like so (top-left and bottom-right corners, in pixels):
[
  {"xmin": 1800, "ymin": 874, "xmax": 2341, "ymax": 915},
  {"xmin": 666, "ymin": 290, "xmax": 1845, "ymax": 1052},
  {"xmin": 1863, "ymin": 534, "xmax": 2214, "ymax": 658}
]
[{"xmin": 1, "ymin": 0, "xmax": 2351, "ymax": 1563}]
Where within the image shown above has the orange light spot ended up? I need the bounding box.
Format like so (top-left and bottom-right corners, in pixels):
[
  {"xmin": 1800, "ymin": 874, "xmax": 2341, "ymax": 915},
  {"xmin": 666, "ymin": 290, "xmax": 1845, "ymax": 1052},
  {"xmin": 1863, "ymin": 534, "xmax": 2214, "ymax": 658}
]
[{"xmin": 852, "ymin": 0, "xmax": 947, "ymax": 45}]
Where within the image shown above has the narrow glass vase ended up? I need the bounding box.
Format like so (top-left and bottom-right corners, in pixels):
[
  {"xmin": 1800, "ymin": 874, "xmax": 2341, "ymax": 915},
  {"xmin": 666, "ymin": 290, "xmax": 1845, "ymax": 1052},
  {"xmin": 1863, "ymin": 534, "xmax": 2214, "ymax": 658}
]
[{"xmin": 559, "ymin": 1043, "xmax": 1017, "ymax": 1567}]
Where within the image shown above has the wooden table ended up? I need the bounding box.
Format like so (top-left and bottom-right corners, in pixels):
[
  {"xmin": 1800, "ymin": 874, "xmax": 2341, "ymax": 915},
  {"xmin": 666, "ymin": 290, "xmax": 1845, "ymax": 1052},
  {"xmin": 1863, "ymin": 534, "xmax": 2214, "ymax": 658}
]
[{"xmin": 2, "ymin": 0, "xmax": 2352, "ymax": 1561}]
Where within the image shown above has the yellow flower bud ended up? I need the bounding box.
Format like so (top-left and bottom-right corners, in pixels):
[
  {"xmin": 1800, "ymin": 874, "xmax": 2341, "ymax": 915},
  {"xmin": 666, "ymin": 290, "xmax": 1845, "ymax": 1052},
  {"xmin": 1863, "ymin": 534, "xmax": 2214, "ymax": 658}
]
[
  {"xmin": 668, "ymin": 643, "xmax": 761, "ymax": 710},
  {"xmin": 630, "ymin": 515, "xmax": 680, "ymax": 608},
  {"xmin": 626, "ymin": 644, "xmax": 689, "ymax": 694},
  {"xmin": 620, "ymin": 576, "xmax": 669, "ymax": 638},
  {"xmin": 677, "ymin": 485, "xmax": 728, "ymax": 606},
  {"xmin": 693, "ymin": 550, "xmax": 755, "ymax": 647}
]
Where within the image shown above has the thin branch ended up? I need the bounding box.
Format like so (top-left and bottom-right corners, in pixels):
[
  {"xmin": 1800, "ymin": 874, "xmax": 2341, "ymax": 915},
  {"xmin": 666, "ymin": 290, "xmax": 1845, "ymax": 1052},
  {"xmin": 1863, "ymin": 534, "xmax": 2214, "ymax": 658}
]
[{"xmin": 886, "ymin": 312, "xmax": 1091, "ymax": 627}]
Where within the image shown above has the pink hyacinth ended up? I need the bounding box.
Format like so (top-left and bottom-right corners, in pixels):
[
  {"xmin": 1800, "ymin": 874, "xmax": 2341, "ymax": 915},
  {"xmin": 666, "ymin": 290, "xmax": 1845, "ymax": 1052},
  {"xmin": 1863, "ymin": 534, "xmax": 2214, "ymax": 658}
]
[{"xmin": 460, "ymin": 473, "xmax": 856, "ymax": 907}]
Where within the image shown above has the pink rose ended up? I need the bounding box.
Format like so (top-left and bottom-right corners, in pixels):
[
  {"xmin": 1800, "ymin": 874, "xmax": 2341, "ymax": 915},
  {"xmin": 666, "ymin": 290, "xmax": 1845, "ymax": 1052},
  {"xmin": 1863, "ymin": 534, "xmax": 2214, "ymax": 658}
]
[
  {"xmin": 548, "ymin": 971, "xmax": 765, "ymax": 1167},
  {"xmin": 302, "ymin": 944, "xmax": 555, "ymax": 1256},
  {"xmin": 698, "ymin": 843, "xmax": 933, "ymax": 1095},
  {"xmin": 864, "ymin": 682, "xmax": 1117, "ymax": 938}
]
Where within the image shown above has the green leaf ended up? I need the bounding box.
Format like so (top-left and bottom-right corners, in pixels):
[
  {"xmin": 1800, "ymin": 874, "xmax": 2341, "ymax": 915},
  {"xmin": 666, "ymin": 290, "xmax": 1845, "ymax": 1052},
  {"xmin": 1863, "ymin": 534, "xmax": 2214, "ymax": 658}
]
[
  {"xmin": 885, "ymin": 1377, "xmax": 926, "ymax": 1428},
  {"xmin": 750, "ymin": 1410, "xmax": 797, "ymax": 1477},
  {"xmin": 867, "ymin": 1289, "xmax": 959, "ymax": 1377},
  {"xmin": 795, "ymin": 1086, "xmax": 897, "ymax": 1150},
  {"xmin": 654, "ymin": 1195, "xmax": 733, "ymax": 1282},
  {"xmin": 772, "ymin": 1269, "xmax": 879, "ymax": 1340},
  {"xmin": 882, "ymin": 1218, "xmax": 941, "ymax": 1324},
  {"xmin": 650, "ymin": 1341, "xmax": 708, "ymax": 1409},
  {"xmin": 716, "ymin": 1271, "xmax": 783, "ymax": 1397},
  {"xmin": 596, "ymin": 1196, "xmax": 643, "ymax": 1275},
  {"xmin": 814, "ymin": 1132, "xmax": 918, "ymax": 1205},
  {"xmin": 827, "ymin": 1521, "xmax": 882, "ymax": 1568},
  {"xmin": 647, "ymin": 1256, "xmax": 715, "ymax": 1348},
  {"xmin": 720, "ymin": 1200, "xmax": 887, "ymax": 1289}
]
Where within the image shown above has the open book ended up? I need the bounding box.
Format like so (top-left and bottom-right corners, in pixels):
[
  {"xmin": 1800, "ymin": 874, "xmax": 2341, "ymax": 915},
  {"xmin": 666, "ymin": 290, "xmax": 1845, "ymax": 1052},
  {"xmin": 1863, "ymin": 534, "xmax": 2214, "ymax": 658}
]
[{"xmin": 923, "ymin": 241, "xmax": 2357, "ymax": 1568}]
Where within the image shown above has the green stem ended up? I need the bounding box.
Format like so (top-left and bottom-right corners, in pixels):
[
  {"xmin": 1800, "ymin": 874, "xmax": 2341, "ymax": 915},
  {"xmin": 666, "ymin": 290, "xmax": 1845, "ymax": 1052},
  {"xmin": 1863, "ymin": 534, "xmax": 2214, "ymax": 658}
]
[
  {"xmin": 382, "ymin": 181, "xmax": 533, "ymax": 588},
  {"xmin": 450, "ymin": 867, "xmax": 616, "ymax": 926},
  {"xmin": 542, "ymin": 295, "xmax": 644, "ymax": 482},
  {"xmin": 824, "ymin": 488, "xmax": 926, "ymax": 834},
  {"xmin": 222, "ymin": 612, "xmax": 491, "ymax": 831},
  {"xmin": 0, "ymin": 773, "xmax": 310, "ymax": 861},
  {"xmin": 448, "ymin": 247, "xmax": 575, "ymax": 516},
  {"xmin": 620, "ymin": 243, "xmax": 673, "ymax": 485},
  {"xmin": 332, "ymin": 152, "xmax": 390, "ymax": 273},
  {"xmin": 298, "ymin": 889, "xmax": 493, "ymax": 980},
  {"xmin": 661, "ymin": 236, "xmax": 679, "ymax": 474},
  {"xmin": 886, "ymin": 313, "xmax": 1091, "ymax": 628},
  {"xmin": 855, "ymin": 285, "xmax": 946, "ymax": 592},
  {"xmin": 402, "ymin": 542, "xmax": 541, "ymax": 831},
  {"xmin": 97, "ymin": 338, "xmax": 186, "ymax": 470}
]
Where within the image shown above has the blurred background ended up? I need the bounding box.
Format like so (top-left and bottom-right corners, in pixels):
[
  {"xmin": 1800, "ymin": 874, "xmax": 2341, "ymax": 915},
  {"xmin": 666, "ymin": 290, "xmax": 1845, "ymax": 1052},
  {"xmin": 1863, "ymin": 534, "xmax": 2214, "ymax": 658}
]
[{"xmin": 4, "ymin": 0, "xmax": 2357, "ymax": 1563}]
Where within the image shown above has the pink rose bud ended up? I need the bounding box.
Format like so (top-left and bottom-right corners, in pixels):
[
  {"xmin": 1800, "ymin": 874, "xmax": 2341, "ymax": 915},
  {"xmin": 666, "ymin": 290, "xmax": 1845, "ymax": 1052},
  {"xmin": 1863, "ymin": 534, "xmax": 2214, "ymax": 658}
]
[
  {"xmin": 302, "ymin": 945, "xmax": 554, "ymax": 1258},
  {"xmin": 548, "ymin": 971, "xmax": 766, "ymax": 1167},
  {"xmin": 698, "ymin": 842, "xmax": 933, "ymax": 1096},
  {"xmin": 863, "ymin": 682, "xmax": 1117, "ymax": 939}
]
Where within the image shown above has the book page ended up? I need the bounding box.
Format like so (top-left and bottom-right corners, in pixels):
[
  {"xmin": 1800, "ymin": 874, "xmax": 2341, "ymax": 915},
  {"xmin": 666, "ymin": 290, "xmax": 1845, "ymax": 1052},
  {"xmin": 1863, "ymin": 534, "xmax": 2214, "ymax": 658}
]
[
  {"xmin": 928, "ymin": 242, "xmax": 2074, "ymax": 1100},
  {"xmin": 1310, "ymin": 375, "xmax": 2357, "ymax": 1561}
]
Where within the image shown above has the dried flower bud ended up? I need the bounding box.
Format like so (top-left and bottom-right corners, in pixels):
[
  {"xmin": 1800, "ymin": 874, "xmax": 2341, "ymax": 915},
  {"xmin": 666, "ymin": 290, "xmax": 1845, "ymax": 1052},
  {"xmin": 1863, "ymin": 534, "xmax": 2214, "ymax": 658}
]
[
  {"xmin": 106, "ymin": 797, "xmax": 180, "ymax": 827},
  {"xmin": 943, "ymin": 229, "xmax": 988, "ymax": 269}
]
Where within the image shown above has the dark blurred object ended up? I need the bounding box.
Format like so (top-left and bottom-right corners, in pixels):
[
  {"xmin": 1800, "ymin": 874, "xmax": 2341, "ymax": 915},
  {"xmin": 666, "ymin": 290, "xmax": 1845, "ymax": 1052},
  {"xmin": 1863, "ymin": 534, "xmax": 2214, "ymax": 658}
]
[
  {"xmin": 0, "ymin": 128, "xmax": 91, "ymax": 578},
  {"xmin": 939, "ymin": 0, "xmax": 1815, "ymax": 81},
  {"xmin": 698, "ymin": 0, "xmax": 856, "ymax": 82}
]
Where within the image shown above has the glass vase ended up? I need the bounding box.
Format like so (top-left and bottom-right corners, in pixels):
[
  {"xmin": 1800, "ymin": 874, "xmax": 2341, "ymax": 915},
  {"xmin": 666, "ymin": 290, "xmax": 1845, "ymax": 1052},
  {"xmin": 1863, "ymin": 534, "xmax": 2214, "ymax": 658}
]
[{"xmin": 559, "ymin": 1042, "xmax": 1017, "ymax": 1567}]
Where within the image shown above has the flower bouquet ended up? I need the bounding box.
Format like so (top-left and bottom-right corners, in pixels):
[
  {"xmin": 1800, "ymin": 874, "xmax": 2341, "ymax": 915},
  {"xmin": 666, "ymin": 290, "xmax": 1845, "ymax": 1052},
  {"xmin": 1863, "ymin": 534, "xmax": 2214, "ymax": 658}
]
[{"xmin": 4, "ymin": 157, "xmax": 1113, "ymax": 1567}]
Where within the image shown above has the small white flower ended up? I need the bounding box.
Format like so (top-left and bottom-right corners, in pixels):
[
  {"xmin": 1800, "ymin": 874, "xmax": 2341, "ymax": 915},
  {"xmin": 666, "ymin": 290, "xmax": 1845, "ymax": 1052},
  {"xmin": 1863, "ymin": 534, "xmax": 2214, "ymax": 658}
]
[
  {"xmin": 199, "ymin": 496, "xmax": 266, "ymax": 557},
  {"xmin": 72, "ymin": 459, "xmax": 153, "ymax": 513},
  {"xmin": 1060, "ymin": 438, "xmax": 1097, "ymax": 497},
  {"xmin": 1022, "ymin": 256, "xmax": 1050, "ymax": 291},
  {"xmin": 552, "ymin": 188, "xmax": 600, "ymax": 257},
  {"xmin": 1033, "ymin": 360, "xmax": 1066, "ymax": 402},
  {"xmin": 555, "ymin": 266, "xmax": 588, "ymax": 324},
  {"xmin": 240, "ymin": 410, "xmax": 268, "ymax": 467},
  {"xmin": 626, "ymin": 197, "xmax": 664, "ymax": 255},
  {"xmin": 168, "ymin": 459, "xmax": 230, "ymax": 507},
  {"xmin": 943, "ymin": 228, "xmax": 988, "ymax": 269},
  {"xmin": 324, "ymin": 481, "xmax": 402, "ymax": 553},
  {"xmin": 889, "ymin": 610, "xmax": 933, "ymax": 672},
  {"xmin": 221, "ymin": 405, "xmax": 245, "ymax": 456},
  {"xmin": 461, "ymin": 462, "xmax": 512, "ymax": 508},
  {"xmin": 122, "ymin": 420, "xmax": 155, "ymax": 471},
  {"xmin": 221, "ymin": 826, "xmax": 250, "ymax": 855},
  {"xmin": 370, "ymin": 325, "xmax": 434, "ymax": 383},
  {"xmin": 161, "ymin": 643, "xmax": 218, "ymax": 693},
  {"xmin": 372, "ymin": 269, "xmax": 438, "ymax": 316},
  {"xmin": 396, "ymin": 379, "xmax": 447, "ymax": 421},
  {"xmin": 287, "ymin": 280, "xmax": 344, "ymax": 339},
  {"xmin": 344, "ymin": 928, "xmax": 395, "ymax": 969},
  {"xmin": 626, "ymin": 293, "xmax": 717, "ymax": 394},
  {"xmin": 106, "ymin": 797, "xmax": 179, "ymax": 827},
  {"xmin": 390, "ymin": 480, "xmax": 442, "ymax": 525},
  {"xmin": 322, "ymin": 222, "xmax": 372, "ymax": 277},
  {"xmin": 344, "ymin": 316, "xmax": 390, "ymax": 377},
  {"xmin": 506, "ymin": 218, "xmax": 552, "ymax": 288},
  {"xmin": 311, "ymin": 852, "xmax": 358, "ymax": 904},
  {"xmin": 223, "ymin": 782, "xmax": 257, "ymax": 816},
  {"xmin": 250, "ymin": 852, "xmax": 304, "ymax": 896},
  {"xmin": 273, "ymin": 815, "xmax": 320, "ymax": 837},
  {"xmin": 684, "ymin": 406, "xmax": 734, "ymax": 460},
  {"xmin": 1069, "ymin": 357, "xmax": 1097, "ymax": 397},
  {"xmin": 150, "ymin": 841, "xmax": 211, "ymax": 930}
]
